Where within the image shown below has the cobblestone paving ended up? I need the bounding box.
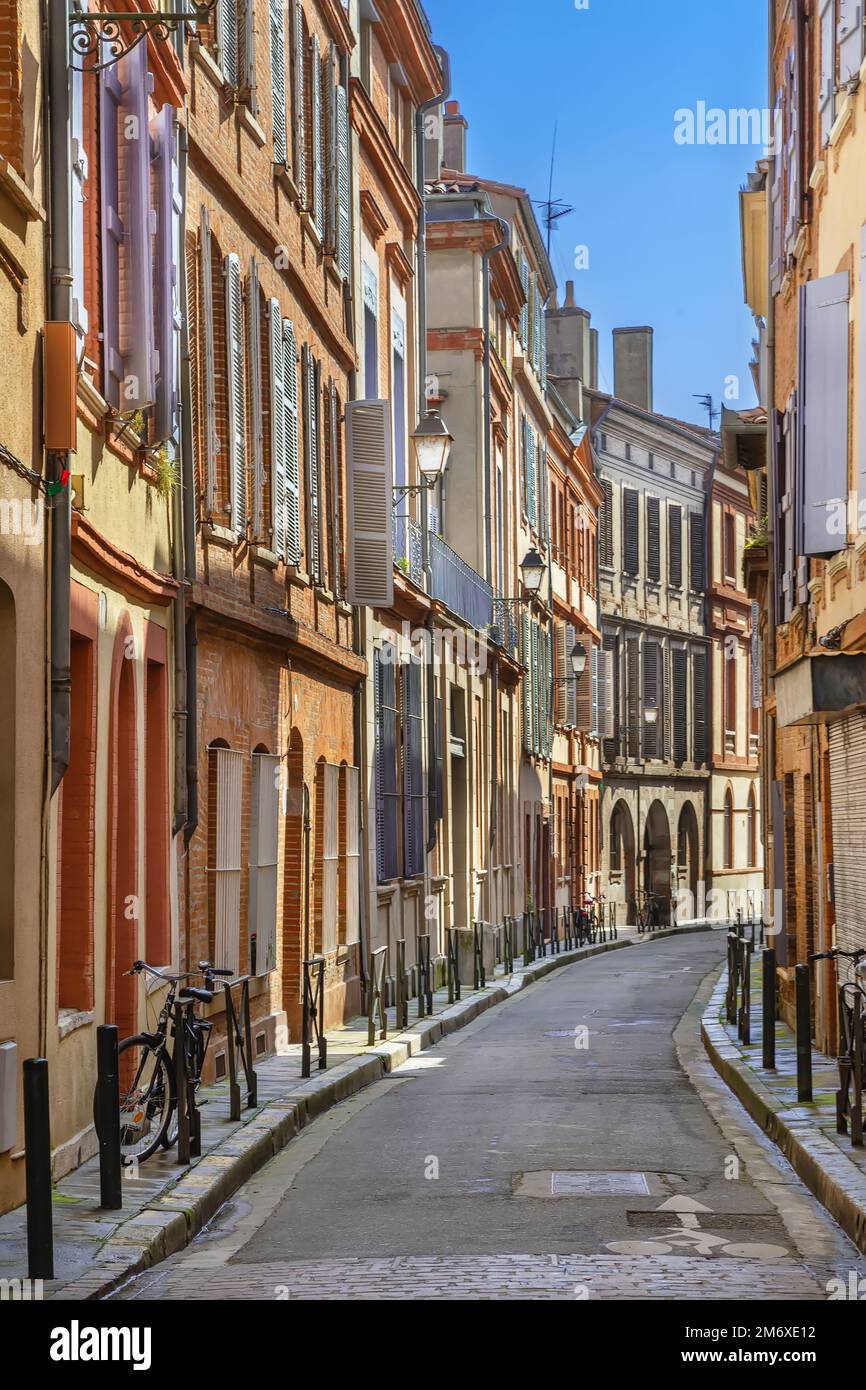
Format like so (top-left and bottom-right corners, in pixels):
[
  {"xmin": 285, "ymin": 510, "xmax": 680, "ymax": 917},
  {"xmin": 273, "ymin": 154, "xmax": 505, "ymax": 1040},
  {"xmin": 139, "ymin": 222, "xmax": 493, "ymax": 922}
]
[{"xmin": 119, "ymin": 1253, "xmax": 827, "ymax": 1301}]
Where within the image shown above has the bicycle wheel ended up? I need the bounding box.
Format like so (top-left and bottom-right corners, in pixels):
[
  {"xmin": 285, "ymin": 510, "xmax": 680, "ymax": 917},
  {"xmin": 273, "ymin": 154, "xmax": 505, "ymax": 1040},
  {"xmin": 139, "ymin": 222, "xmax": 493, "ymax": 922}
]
[{"xmin": 93, "ymin": 1036, "xmax": 173, "ymax": 1165}]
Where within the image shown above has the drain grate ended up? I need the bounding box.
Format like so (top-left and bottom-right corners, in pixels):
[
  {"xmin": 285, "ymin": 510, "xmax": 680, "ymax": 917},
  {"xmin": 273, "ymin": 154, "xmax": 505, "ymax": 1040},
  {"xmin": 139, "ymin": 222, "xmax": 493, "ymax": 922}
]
[{"xmin": 551, "ymin": 1171, "xmax": 650, "ymax": 1197}]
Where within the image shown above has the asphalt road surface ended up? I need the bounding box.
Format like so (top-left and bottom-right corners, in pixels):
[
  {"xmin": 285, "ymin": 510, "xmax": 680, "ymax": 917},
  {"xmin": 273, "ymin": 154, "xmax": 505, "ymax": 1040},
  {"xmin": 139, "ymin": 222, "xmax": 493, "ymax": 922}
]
[{"xmin": 114, "ymin": 932, "xmax": 866, "ymax": 1300}]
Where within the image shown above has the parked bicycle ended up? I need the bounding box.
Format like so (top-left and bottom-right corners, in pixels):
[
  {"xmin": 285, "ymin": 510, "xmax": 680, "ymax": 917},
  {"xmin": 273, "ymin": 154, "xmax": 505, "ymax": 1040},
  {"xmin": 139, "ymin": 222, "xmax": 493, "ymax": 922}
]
[
  {"xmin": 810, "ymin": 946, "xmax": 866, "ymax": 1143},
  {"xmin": 93, "ymin": 958, "xmax": 233, "ymax": 1165},
  {"xmin": 637, "ymin": 891, "xmax": 664, "ymax": 934}
]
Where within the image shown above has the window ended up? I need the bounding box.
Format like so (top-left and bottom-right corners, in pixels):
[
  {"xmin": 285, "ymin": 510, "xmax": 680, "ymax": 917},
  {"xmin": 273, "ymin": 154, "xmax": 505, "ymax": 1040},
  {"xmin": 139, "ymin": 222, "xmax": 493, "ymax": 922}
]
[
  {"xmin": 646, "ymin": 496, "xmax": 661, "ymax": 583},
  {"xmin": 363, "ymin": 256, "xmax": 379, "ymax": 397},
  {"xmin": 402, "ymin": 660, "xmax": 425, "ymax": 878},
  {"xmin": 302, "ymin": 344, "xmax": 322, "ymax": 582},
  {"xmin": 315, "ymin": 760, "xmax": 339, "ymax": 954},
  {"xmin": 725, "ymin": 641, "xmax": 737, "ymax": 740},
  {"xmin": 723, "ymin": 789, "xmax": 734, "ymax": 870},
  {"xmin": 57, "ymin": 607, "xmax": 96, "ymax": 1008},
  {"xmin": 374, "ymin": 646, "xmax": 400, "ymax": 882},
  {"xmin": 600, "ymin": 479, "xmax": 613, "ymax": 567},
  {"xmin": 689, "ymin": 510, "xmax": 705, "ymax": 591},
  {"xmin": 693, "ymin": 647, "xmax": 708, "ymax": 765},
  {"xmin": 724, "ymin": 511, "xmax": 736, "ymax": 583},
  {"xmin": 269, "ymin": 305, "xmax": 301, "ymax": 564},
  {"xmin": 622, "ymin": 488, "xmax": 639, "ymax": 574},
  {"xmin": 392, "ymin": 299, "xmax": 407, "ymax": 555},
  {"xmin": 249, "ymin": 750, "xmax": 280, "ymax": 974},
  {"xmin": 747, "ymin": 789, "xmax": 757, "ymax": 868}
]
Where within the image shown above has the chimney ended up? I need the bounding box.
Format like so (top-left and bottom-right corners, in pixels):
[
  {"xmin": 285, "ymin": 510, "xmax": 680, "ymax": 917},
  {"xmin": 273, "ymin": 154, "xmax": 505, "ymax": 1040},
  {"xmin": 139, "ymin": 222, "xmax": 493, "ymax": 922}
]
[
  {"xmin": 546, "ymin": 286, "xmax": 592, "ymax": 420},
  {"xmin": 613, "ymin": 327, "xmax": 653, "ymax": 412},
  {"xmin": 442, "ymin": 99, "xmax": 468, "ymax": 173}
]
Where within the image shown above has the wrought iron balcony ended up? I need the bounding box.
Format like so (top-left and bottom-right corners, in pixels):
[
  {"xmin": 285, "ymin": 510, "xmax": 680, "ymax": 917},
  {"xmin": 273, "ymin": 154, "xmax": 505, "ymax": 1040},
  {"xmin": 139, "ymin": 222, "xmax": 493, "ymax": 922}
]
[
  {"xmin": 429, "ymin": 533, "xmax": 494, "ymax": 632},
  {"xmin": 393, "ymin": 514, "xmax": 425, "ymax": 589},
  {"xmin": 491, "ymin": 595, "xmax": 519, "ymax": 656}
]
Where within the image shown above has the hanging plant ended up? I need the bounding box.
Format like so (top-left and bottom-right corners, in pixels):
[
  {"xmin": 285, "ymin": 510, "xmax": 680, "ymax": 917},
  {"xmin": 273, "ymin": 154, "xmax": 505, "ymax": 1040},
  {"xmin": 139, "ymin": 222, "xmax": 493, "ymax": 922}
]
[{"xmin": 153, "ymin": 446, "xmax": 180, "ymax": 500}]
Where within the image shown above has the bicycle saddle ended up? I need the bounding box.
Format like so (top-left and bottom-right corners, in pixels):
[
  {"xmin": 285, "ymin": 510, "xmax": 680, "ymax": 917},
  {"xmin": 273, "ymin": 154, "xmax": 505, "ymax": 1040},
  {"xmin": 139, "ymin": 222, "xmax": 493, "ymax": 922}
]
[{"xmin": 179, "ymin": 985, "xmax": 214, "ymax": 1004}]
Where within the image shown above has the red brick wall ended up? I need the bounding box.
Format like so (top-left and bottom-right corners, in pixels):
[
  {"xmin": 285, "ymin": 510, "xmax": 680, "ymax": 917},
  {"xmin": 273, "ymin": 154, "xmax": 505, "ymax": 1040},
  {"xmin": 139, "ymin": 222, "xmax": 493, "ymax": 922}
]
[{"xmin": 0, "ymin": 0, "xmax": 23, "ymax": 176}]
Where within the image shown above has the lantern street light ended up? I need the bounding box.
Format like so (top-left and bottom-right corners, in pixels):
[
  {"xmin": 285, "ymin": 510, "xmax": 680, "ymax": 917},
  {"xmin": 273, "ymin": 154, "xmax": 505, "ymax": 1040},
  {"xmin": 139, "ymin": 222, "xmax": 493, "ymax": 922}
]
[
  {"xmin": 519, "ymin": 547, "xmax": 546, "ymax": 597},
  {"xmin": 394, "ymin": 409, "xmax": 453, "ymax": 503}
]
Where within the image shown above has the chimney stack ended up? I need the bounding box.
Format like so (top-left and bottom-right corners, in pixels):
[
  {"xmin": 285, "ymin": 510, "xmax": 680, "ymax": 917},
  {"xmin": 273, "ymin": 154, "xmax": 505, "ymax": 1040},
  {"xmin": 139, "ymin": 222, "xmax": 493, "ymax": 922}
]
[
  {"xmin": 613, "ymin": 327, "xmax": 654, "ymax": 413},
  {"xmin": 546, "ymin": 289, "xmax": 593, "ymax": 422},
  {"xmin": 442, "ymin": 99, "xmax": 468, "ymax": 173}
]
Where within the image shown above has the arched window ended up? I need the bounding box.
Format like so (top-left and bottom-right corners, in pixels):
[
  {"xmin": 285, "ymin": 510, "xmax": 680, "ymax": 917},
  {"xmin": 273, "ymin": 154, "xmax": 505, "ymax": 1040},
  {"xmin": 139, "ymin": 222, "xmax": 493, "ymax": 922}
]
[
  {"xmin": 610, "ymin": 805, "xmax": 623, "ymax": 872},
  {"xmin": 747, "ymin": 788, "xmax": 757, "ymax": 868},
  {"xmin": 723, "ymin": 789, "xmax": 734, "ymax": 870}
]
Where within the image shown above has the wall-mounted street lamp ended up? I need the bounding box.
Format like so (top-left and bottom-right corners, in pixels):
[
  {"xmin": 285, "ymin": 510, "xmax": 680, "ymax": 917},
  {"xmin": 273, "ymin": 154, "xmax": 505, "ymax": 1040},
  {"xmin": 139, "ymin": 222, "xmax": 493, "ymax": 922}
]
[
  {"xmin": 393, "ymin": 408, "xmax": 453, "ymax": 504},
  {"xmin": 569, "ymin": 641, "xmax": 588, "ymax": 679},
  {"xmin": 69, "ymin": 3, "xmax": 219, "ymax": 73},
  {"xmin": 519, "ymin": 547, "xmax": 546, "ymax": 597}
]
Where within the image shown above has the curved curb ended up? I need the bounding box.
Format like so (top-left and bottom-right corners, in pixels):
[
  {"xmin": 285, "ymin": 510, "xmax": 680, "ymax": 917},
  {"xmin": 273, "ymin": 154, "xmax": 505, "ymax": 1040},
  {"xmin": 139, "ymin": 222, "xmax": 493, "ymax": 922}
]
[
  {"xmin": 701, "ymin": 971, "xmax": 866, "ymax": 1257},
  {"xmin": 59, "ymin": 926, "xmax": 706, "ymax": 1300}
]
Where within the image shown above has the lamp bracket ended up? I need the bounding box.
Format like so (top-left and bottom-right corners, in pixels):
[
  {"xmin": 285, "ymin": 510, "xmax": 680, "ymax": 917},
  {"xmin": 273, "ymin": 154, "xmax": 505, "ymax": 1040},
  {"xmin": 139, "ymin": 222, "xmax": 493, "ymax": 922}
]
[{"xmin": 69, "ymin": 5, "xmax": 216, "ymax": 72}]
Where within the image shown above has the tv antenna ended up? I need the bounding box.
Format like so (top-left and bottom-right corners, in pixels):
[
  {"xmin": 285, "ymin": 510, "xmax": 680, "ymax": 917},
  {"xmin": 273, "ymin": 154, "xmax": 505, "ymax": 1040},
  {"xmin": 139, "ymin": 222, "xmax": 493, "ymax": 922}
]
[
  {"xmin": 693, "ymin": 393, "xmax": 720, "ymax": 431},
  {"xmin": 533, "ymin": 123, "xmax": 575, "ymax": 258}
]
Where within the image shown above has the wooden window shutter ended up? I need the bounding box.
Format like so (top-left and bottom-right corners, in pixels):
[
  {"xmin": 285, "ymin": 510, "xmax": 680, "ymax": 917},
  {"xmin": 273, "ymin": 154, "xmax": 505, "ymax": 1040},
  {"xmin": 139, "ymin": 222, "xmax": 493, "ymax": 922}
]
[
  {"xmin": 598, "ymin": 639, "xmax": 615, "ymax": 745},
  {"xmin": 693, "ymin": 647, "xmax": 708, "ymax": 765},
  {"xmin": 269, "ymin": 299, "xmax": 287, "ymax": 556},
  {"xmin": 217, "ymin": 0, "xmax": 239, "ymax": 84},
  {"xmin": 292, "ymin": 0, "xmax": 307, "ymax": 205},
  {"xmin": 336, "ymin": 83, "xmax": 351, "ymax": 278},
  {"xmin": 600, "ymin": 478, "xmax": 613, "ymax": 567},
  {"xmin": 566, "ymin": 624, "xmax": 578, "ymax": 729},
  {"xmin": 374, "ymin": 647, "xmax": 400, "ymax": 882},
  {"xmin": 859, "ymin": 228, "xmax": 866, "ymax": 528},
  {"xmin": 200, "ymin": 210, "xmax": 218, "ymax": 516},
  {"xmin": 819, "ymin": 0, "xmax": 836, "ymax": 146},
  {"xmin": 249, "ymin": 752, "xmax": 279, "ymax": 974},
  {"xmin": 646, "ymin": 496, "xmax": 661, "ymax": 582},
  {"xmin": 521, "ymin": 614, "xmax": 532, "ymax": 752},
  {"xmin": 99, "ymin": 62, "xmax": 123, "ymax": 407},
  {"xmin": 591, "ymin": 645, "xmax": 599, "ymax": 737},
  {"xmin": 269, "ymin": 0, "xmax": 288, "ymax": 165},
  {"xmin": 689, "ymin": 511, "xmax": 705, "ymax": 590},
  {"xmin": 346, "ymin": 399, "xmax": 394, "ymax": 607},
  {"xmin": 784, "ymin": 37, "xmax": 800, "ymax": 256},
  {"xmin": 519, "ymin": 250, "xmax": 529, "ymax": 348},
  {"xmin": 154, "ymin": 106, "xmax": 183, "ymax": 445},
  {"xmin": 643, "ymin": 640, "xmax": 660, "ymax": 759},
  {"xmin": 799, "ymin": 272, "xmax": 850, "ymax": 557},
  {"xmin": 575, "ymin": 644, "xmax": 593, "ymax": 733},
  {"xmin": 668, "ymin": 503, "xmax": 682, "ymax": 586},
  {"xmin": 402, "ymin": 660, "xmax": 425, "ymax": 878},
  {"xmin": 770, "ymin": 96, "xmax": 784, "ymax": 295},
  {"xmin": 328, "ymin": 381, "xmax": 343, "ymax": 596},
  {"xmin": 209, "ymin": 745, "xmax": 244, "ymax": 973},
  {"xmin": 118, "ymin": 43, "xmax": 157, "ymax": 411},
  {"xmin": 70, "ymin": 62, "xmax": 88, "ymax": 338},
  {"xmin": 247, "ymin": 260, "xmax": 265, "ymax": 539},
  {"xmin": 554, "ymin": 623, "xmax": 567, "ymax": 726},
  {"xmin": 311, "ymin": 32, "xmax": 324, "ymax": 230},
  {"xmin": 622, "ymin": 488, "xmax": 639, "ymax": 574},
  {"xmin": 525, "ymin": 420, "xmax": 537, "ymax": 528},
  {"xmin": 303, "ymin": 345, "xmax": 321, "ymax": 581},
  {"xmin": 602, "ymin": 631, "xmax": 618, "ymax": 759},
  {"xmin": 626, "ymin": 636, "xmax": 640, "ymax": 757},
  {"xmin": 239, "ymin": 0, "xmax": 257, "ymax": 112},
  {"xmin": 671, "ymin": 647, "xmax": 688, "ymax": 764},
  {"xmin": 839, "ymin": 0, "xmax": 864, "ymax": 86},
  {"xmin": 343, "ymin": 765, "xmax": 361, "ymax": 945},
  {"xmin": 283, "ymin": 320, "xmax": 302, "ymax": 564},
  {"xmin": 326, "ymin": 44, "xmax": 337, "ymax": 251},
  {"xmin": 225, "ymin": 253, "xmax": 247, "ymax": 536}
]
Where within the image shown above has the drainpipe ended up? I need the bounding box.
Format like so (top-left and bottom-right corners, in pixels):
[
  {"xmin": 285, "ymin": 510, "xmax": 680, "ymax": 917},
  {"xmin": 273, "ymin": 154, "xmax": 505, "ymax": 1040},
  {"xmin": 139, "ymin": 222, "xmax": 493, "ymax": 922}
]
[
  {"xmin": 481, "ymin": 217, "xmax": 509, "ymax": 878},
  {"xmin": 178, "ymin": 125, "xmax": 199, "ymax": 848},
  {"xmin": 48, "ymin": 0, "xmax": 72, "ymax": 797},
  {"xmin": 765, "ymin": 0, "xmax": 779, "ymax": 940},
  {"xmin": 415, "ymin": 45, "xmax": 450, "ymax": 858},
  {"xmin": 171, "ymin": 120, "xmax": 190, "ymax": 840}
]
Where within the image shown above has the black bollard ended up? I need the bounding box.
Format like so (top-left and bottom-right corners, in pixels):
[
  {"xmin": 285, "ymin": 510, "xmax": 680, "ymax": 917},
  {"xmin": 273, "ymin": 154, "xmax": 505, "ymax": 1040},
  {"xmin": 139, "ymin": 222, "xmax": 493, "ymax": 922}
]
[
  {"xmin": 795, "ymin": 963, "xmax": 813, "ymax": 1103},
  {"xmin": 96, "ymin": 1025, "xmax": 123, "ymax": 1210},
  {"xmin": 23, "ymin": 1057, "xmax": 53, "ymax": 1280},
  {"xmin": 762, "ymin": 948, "xmax": 776, "ymax": 1070}
]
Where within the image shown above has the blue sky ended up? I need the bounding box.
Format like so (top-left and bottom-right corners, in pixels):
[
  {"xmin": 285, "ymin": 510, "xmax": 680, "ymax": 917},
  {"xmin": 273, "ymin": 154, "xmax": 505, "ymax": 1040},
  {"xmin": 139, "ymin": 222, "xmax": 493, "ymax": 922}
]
[{"xmin": 422, "ymin": 0, "xmax": 768, "ymax": 426}]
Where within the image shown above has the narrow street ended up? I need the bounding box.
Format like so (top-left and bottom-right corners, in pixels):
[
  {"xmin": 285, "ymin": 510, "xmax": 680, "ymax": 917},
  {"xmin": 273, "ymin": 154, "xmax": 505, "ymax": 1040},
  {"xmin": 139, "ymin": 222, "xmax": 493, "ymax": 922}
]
[{"xmin": 115, "ymin": 935, "xmax": 864, "ymax": 1302}]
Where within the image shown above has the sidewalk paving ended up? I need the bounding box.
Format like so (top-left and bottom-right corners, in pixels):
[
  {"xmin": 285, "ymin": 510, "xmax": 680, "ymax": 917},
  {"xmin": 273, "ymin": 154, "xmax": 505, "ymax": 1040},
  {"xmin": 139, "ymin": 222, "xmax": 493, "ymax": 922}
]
[{"xmin": 703, "ymin": 955, "xmax": 866, "ymax": 1256}]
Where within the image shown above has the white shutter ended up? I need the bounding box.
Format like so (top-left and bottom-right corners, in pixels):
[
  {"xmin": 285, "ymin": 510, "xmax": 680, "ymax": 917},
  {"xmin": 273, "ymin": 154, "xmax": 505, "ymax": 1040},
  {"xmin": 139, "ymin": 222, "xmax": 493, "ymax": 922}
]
[
  {"xmin": 283, "ymin": 319, "xmax": 302, "ymax": 564},
  {"xmin": 225, "ymin": 252, "xmax": 247, "ymax": 535},
  {"xmin": 269, "ymin": 0, "xmax": 287, "ymax": 165},
  {"xmin": 249, "ymin": 752, "xmax": 279, "ymax": 974},
  {"xmin": 770, "ymin": 100, "xmax": 784, "ymax": 294},
  {"xmin": 311, "ymin": 32, "xmax": 323, "ymax": 230},
  {"xmin": 304, "ymin": 345, "xmax": 321, "ymax": 582},
  {"xmin": 336, "ymin": 85, "xmax": 351, "ymax": 279},
  {"xmin": 343, "ymin": 765, "xmax": 360, "ymax": 946},
  {"xmin": 346, "ymin": 399, "xmax": 394, "ymax": 607},
  {"xmin": 212, "ymin": 746, "xmax": 244, "ymax": 974},
  {"xmin": 217, "ymin": 0, "xmax": 239, "ymax": 85},
  {"xmin": 293, "ymin": 0, "xmax": 307, "ymax": 204},
  {"xmin": 320, "ymin": 763, "xmax": 339, "ymax": 954},
  {"xmin": 839, "ymin": 0, "xmax": 865, "ymax": 85},
  {"xmin": 201, "ymin": 209, "xmax": 217, "ymax": 516},
  {"xmin": 799, "ymin": 271, "xmax": 850, "ymax": 557},
  {"xmin": 751, "ymin": 601, "xmax": 762, "ymax": 708},
  {"xmin": 598, "ymin": 647, "xmax": 615, "ymax": 740},
  {"xmin": 269, "ymin": 297, "xmax": 287, "ymax": 556},
  {"xmin": 785, "ymin": 44, "xmax": 800, "ymax": 256},
  {"xmin": 70, "ymin": 61, "xmax": 88, "ymax": 338},
  {"xmin": 248, "ymin": 259, "xmax": 264, "ymax": 539}
]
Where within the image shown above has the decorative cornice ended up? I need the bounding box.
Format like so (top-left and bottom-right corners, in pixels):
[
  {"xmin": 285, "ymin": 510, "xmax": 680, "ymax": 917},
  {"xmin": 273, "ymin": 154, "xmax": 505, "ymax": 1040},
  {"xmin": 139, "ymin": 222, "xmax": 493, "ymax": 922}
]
[
  {"xmin": 360, "ymin": 188, "xmax": 390, "ymax": 242},
  {"xmin": 72, "ymin": 514, "xmax": 178, "ymax": 606},
  {"xmin": 350, "ymin": 78, "xmax": 421, "ymax": 236},
  {"xmin": 385, "ymin": 239, "xmax": 414, "ymax": 285}
]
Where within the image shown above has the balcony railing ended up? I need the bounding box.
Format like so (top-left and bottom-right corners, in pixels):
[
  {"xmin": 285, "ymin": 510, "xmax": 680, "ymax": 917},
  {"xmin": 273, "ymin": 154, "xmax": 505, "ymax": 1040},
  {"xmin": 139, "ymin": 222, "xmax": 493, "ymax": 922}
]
[
  {"xmin": 491, "ymin": 595, "xmax": 519, "ymax": 657},
  {"xmin": 429, "ymin": 533, "xmax": 494, "ymax": 632},
  {"xmin": 394, "ymin": 513, "xmax": 425, "ymax": 589}
]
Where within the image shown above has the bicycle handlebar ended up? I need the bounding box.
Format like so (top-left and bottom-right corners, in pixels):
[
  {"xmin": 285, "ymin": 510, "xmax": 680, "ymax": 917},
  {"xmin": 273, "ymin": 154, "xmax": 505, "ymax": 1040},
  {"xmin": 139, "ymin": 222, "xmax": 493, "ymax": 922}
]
[{"xmin": 810, "ymin": 948, "xmax": 866, "ymax": 963}]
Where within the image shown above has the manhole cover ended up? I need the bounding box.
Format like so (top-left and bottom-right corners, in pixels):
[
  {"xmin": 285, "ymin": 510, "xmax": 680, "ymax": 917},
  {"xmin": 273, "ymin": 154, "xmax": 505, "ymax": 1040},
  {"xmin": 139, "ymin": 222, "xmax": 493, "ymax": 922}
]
[{"xmin": 551, "ymin": 1171, "xmax": 650, "ymax": 1197}]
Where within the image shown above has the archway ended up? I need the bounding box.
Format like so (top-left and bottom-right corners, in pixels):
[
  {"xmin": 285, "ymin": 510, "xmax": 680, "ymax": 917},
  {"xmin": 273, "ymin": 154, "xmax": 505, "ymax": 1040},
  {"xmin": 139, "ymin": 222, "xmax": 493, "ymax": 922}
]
[
  {"xmin": 609, "ymin": 799, "xmax": 636, "ymax": 924},
  {"xmin": 677, "ymin": 802, "xmax": 700, "ymax": 915},
  {"xmin": 643, "ymin": 800, "xmax": 672, "ymax": 924}
]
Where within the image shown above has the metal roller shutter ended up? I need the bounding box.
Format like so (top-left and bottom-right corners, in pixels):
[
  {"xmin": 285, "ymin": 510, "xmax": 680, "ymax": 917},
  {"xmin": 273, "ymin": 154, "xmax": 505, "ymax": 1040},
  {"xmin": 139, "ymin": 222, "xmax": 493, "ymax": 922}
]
[{"xmin": 828, "ymin": 715, "xmax": 866, "ymax": 955}]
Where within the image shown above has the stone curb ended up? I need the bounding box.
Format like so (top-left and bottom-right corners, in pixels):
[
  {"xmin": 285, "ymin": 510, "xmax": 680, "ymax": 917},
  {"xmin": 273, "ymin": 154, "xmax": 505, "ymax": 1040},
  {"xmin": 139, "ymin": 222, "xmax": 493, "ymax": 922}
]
[
  {"xmin": 57, "ymin": 925, "xmax": 706, "ymax": 1300},
  {"xmin": 701, "ymin": 970, "xmax": 866, "ymax": 1257}
]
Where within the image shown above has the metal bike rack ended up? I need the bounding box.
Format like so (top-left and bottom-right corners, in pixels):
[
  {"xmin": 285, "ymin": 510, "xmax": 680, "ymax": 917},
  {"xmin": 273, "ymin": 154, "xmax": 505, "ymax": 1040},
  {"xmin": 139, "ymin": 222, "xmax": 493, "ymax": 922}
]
[
  {"xmin": 301, "ymin": 958, "xmax": 327, "ymax": 1080},
  {"xmin": 446, "ymin": 927, "xmax": 460, "ymax": 1003},
  {"xmin": 417, "ymin": 933, "xmax": 433, "ymax": 1017},
  {"xmin": 367, "ymin": 947, "xmax": 388, "ymax": 1046}
]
